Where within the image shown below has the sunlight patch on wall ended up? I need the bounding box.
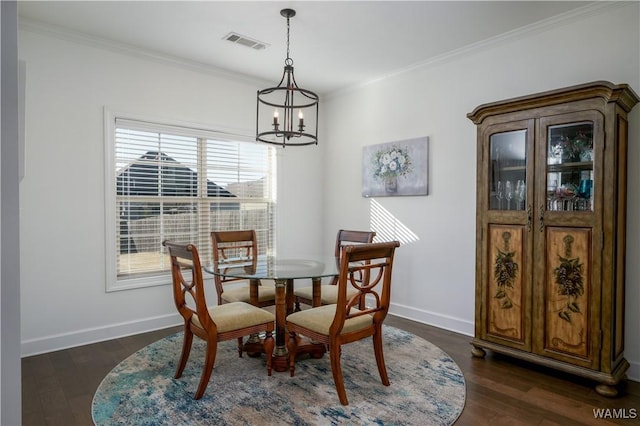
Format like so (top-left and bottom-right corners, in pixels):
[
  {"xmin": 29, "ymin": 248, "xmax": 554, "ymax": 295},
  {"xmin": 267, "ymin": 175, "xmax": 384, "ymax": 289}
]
[{"xmin": 369, "ymin": 199, "xmax": 419, "ymax": 245}]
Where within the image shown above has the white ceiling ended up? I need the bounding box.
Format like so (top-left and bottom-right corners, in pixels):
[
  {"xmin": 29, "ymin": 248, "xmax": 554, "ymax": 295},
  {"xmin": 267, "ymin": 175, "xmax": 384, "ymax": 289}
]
[{"xmin": 18, "ymin": 1, "xmax": 596, "ymax": 95}]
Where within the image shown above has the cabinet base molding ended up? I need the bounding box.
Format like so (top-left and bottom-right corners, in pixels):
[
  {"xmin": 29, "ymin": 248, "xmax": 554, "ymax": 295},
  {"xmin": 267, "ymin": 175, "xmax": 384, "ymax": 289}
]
[{"xmin": 471, "ymin": 338, "xmax": 629, "ymax": 397}]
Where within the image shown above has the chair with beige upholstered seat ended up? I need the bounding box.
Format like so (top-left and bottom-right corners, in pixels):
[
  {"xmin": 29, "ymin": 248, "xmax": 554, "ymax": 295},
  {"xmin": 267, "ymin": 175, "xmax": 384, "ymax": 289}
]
[
  {"xmin": 286, "ymin": 240, "xmax": 400, "ymax": 405},
  {"xmin": 211, "ymin": 230, "xmax": 276, "ymax": 307},
  {"xmin": 294, "ymin": 229, "xmax": 376, "ymax": 310},
  {"xmin": 163, "ymin": 240, "xmax": 275, "ymax": 400}
]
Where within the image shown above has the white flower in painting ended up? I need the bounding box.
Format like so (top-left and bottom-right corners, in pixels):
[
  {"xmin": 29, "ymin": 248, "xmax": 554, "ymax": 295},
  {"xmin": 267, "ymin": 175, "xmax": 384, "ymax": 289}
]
[{"xmin": 372, "ymin": 145, "xmax": 413, "ymax": 181}]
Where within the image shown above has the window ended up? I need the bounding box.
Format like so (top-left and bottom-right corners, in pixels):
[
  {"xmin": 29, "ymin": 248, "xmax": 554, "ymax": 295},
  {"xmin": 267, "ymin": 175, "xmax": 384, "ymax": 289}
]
[{"xmin": 105, "ymin": 111, "xmax": 276, "ymax": 291}]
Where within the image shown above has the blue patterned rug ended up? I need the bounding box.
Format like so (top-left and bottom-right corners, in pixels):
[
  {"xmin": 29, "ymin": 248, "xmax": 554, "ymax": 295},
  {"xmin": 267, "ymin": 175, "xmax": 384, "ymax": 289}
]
[{"xmin": 92, "ymin": 326, "xmax": 465, "ymax": 425}]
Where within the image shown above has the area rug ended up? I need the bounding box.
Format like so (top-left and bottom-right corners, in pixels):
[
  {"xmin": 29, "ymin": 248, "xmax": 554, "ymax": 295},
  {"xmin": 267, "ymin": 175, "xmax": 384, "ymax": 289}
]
[{"xmin": 92, "ymin": 326, "xmax": 465, "ymax": 425}]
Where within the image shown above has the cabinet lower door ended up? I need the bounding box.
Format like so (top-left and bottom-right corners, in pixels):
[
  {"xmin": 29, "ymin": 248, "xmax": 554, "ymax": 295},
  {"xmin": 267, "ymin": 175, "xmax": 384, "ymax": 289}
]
[
  {"xmin": 533, "ymin": 226, "xmax": 599, "ymax": 369},
  {"xmin": 483, "ymin": 224, "xmax": 531, "ymax": 351}
]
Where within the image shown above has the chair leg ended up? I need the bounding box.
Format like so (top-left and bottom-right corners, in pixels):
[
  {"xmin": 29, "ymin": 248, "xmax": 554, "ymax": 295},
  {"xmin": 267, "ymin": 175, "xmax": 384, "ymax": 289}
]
[
  {"xmin": 175, "ymin": 326, "xmax": 193, "ymax": 379},
  {"xmin": 373, "ymin": 325, "xmax": 390, "ymax": 386},
  {"xmin": 194, "ymin": 339, "xmax": 217, "ymax": 400},
  {"xmin": 287, "ymin": 331, "xmax": 298, "ymax": 377},
  {"xmin": 330, "ymin": 344, "xmax": 349, "ymax": 405},
  {"xmin": 294, "ymin": 297, "xmax": 301, "ymax": 312},
  {"xmin": 264, "ymin": 330, "xmax": 274, "ymax": 376},
  {"xmin": 237, "ymin": 337, "xmax": 243, "ymax": 358}
]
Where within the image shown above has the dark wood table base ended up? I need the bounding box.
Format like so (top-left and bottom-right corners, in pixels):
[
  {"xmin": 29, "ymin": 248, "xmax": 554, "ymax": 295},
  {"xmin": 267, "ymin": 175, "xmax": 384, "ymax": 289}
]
[
  {"xmin": 244, "ymin": 335, "xmax": 326, "ymax": 372},
  {"xmin": 245, "ymin": 277, "xmax": 326, "ymax": 372},
  {"xmin": 273, "ymin": 338, "xmax": 326, "ymax": 372}
]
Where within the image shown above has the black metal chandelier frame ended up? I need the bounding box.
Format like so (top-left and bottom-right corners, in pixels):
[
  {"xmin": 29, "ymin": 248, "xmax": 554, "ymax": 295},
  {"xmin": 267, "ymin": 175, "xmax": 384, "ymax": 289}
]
[{"xmin": 256, "ymin": 8, "xmax": 319, "ymax": 147}]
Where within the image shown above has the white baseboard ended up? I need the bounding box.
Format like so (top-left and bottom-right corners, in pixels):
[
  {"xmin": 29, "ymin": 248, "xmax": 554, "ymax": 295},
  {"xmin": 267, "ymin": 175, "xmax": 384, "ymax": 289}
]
[
  {"xmin": 626, "ymin": 361, "xmax": 640, "ymax": 382},
  {"xmin": 21, "ymin": 313, "xmax": 182, "ymax": 357},
  {"xmin": 23, "ymin": 302, "xmax": 460, "ymax": 358},
  {"xmin": 388, "ymin": 302, "xmax": 639, "ymax": 383},
  {"xmin": 19, "ymin": 302, "xmax": 640, "ymax": 383},
  {"xmin": 388, "ymin": 301, "xmax": 475, "ymax": 337}
]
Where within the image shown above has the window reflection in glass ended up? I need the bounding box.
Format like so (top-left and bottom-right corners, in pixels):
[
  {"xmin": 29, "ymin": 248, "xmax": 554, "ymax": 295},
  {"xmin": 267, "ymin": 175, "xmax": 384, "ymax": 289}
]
[
  {"xmin": 546, "ymin": 122, "xmax": 593, "ymax": 212},
  {"xmin": 490, "ymin": 130, "xmax": 527, "ymax": 210}
]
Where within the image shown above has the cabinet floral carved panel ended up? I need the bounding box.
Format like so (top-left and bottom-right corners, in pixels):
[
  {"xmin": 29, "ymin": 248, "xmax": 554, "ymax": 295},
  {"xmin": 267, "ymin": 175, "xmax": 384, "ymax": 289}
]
[
  {"xmin": 544, "ymin": 228, "xmax": 591, "ymax": 361},
  {"xmin": 487, "ymin": 225, "xmax": 525, "ymax": 344}
]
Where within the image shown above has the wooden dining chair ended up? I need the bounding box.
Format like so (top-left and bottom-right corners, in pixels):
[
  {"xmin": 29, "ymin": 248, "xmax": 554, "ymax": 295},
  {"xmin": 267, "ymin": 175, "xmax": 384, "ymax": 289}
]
[
  {"xmin": 294, "ymin": 229, "xmax": 376, "ymax": 310},
  {"xmin": 286, "ymin": 240, "xmax": 400, "ymax": 405},
  {"xmin": 163, "ymin": 240, "xmax": 275, "ymax": 400},
  {"xmin": 211, "ymin": 230, "xmax": 276, "ymax": 307}
]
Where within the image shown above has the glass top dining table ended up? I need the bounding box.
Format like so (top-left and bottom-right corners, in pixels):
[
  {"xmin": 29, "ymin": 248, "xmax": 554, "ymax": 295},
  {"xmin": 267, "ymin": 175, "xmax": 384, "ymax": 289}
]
[
  {"xmin": 203, "ymin": 254, "xmax": 340, "ymax": 372},
  {"xmin": 204, "ymin": 255, "xmax": 340, "ymax": 281}
]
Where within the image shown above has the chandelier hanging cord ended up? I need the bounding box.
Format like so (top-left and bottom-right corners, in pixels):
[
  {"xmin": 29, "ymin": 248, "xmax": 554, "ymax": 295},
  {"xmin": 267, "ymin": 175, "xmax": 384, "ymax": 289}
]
[
  {"xmin": 284, "ymin": 8, "xmax": 293, "ymax": 67},
  {"xmin": 256, "ymin": 8, "xmax": 319, "ymax": 147}
]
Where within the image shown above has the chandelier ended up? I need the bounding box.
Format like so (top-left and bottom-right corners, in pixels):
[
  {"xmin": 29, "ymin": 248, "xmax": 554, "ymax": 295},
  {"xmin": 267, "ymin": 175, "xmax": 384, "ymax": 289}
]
[{"xmin": 256, "ymin": 8, "xmax": 319, "ymax": 147}]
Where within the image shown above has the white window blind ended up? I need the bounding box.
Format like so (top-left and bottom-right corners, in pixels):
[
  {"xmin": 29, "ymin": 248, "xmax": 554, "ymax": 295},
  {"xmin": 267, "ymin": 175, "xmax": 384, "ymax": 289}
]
[{"xmin": 106, "ymin": 114, "xmax": 276, "ymax": 291}]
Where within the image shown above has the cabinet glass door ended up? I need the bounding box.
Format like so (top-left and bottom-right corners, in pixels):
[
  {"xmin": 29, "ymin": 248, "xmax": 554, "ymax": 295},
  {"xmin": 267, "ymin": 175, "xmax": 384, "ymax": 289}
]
[
  {"xmin": 490, "ymin": 130, "xmax": 527, "ymax": 211},
  {"xmin": 546, "ymin": 122, "xmax": 594, "ymax": 211}
]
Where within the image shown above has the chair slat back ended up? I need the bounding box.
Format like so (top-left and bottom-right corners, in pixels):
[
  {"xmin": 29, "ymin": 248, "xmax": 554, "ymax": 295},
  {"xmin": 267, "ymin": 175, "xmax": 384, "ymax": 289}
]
[
  {"xmin": 213, "ymin": 230, "xmax": 257, "ymax": 259},
  {"xmin": 210, "ymin": 230, "xmax": 259, "ymax": 304},
  {"xmin": 163, "ymin": 241, "xmax": 214, "ymax": 331},
  {"xmin": 330, "ymin": 230, "xmax": 377, "ymax": 286},
  {"xmin": 334, "ymin": 229, "xmax": 377, "ymax": 256},
  {"xmin": 331, "ymin": 241, "xmax": 400, "ymax": 334},
  {"xmin": 212, "ymin": 230, "xmax": 257, "ymax": 259}
]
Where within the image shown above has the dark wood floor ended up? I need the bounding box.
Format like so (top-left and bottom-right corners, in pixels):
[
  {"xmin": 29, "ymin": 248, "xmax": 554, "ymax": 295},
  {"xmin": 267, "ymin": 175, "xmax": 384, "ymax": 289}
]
[{"xmin": 22, "ymin": 315, "xmax": 639, "ymax": 425}]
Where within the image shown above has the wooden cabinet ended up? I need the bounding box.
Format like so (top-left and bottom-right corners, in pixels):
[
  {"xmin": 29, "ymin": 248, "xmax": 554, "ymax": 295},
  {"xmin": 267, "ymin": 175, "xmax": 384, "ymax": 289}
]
[{"xmin": 468, "ymin": 81, "xmax": 639, "ymax": 396}]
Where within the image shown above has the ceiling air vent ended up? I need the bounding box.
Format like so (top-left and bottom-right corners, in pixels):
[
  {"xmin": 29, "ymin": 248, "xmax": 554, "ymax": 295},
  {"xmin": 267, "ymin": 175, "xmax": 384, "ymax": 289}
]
[{"xmin": 223, "ymin": 32, "xmax": 268, "ymax": 50}]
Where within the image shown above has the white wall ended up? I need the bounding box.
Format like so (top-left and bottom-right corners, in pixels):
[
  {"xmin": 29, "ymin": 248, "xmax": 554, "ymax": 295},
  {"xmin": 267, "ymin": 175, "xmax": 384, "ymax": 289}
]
[
  {"xmin": 17, "ymin": 2, "xmax": 640, "ymax": 384},
  {"xmin": 17, "ymin": 26, "xmax": 325, "ymax": 354},
  {"xmin": 323, "ymin": 2, "xmax": 640, "ymax": 379}
]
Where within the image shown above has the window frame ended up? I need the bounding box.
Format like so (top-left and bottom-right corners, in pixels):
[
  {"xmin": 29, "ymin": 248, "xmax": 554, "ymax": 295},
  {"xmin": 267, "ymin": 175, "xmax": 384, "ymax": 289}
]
[{"xmin": 104, "ymin": 108, "xmax": 276, "ymax": 292}]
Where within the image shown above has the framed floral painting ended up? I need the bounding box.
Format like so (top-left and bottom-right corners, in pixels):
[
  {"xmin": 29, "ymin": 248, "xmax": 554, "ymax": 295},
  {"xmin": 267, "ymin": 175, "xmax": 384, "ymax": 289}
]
[{"xmin": 362, "ymin": 136, "xmax": 428, "ymax": 197}]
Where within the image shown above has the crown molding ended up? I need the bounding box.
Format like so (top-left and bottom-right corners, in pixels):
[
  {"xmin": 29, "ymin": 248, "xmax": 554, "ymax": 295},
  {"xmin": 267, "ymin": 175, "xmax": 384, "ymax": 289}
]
[{"xmin": 326, "ymin": 1, "xmax": 628, "ymax": 100}]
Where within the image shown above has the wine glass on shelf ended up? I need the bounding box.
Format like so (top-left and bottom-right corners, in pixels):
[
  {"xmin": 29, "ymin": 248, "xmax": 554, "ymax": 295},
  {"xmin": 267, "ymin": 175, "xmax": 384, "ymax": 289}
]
[
  {"xmin": 505, "ymin": 180, "xmax": 513, "ymax": 210},
  {"xmin": 514, "ymin": 180, "xmax": 524, "ymax": 210},
  {"xmin": 495, "ymin": 180, "xmax": 504, "ymax": 210},
  {"xmin": 547, "ymin": 178, "xmax": 558, "ymax": 210}
]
